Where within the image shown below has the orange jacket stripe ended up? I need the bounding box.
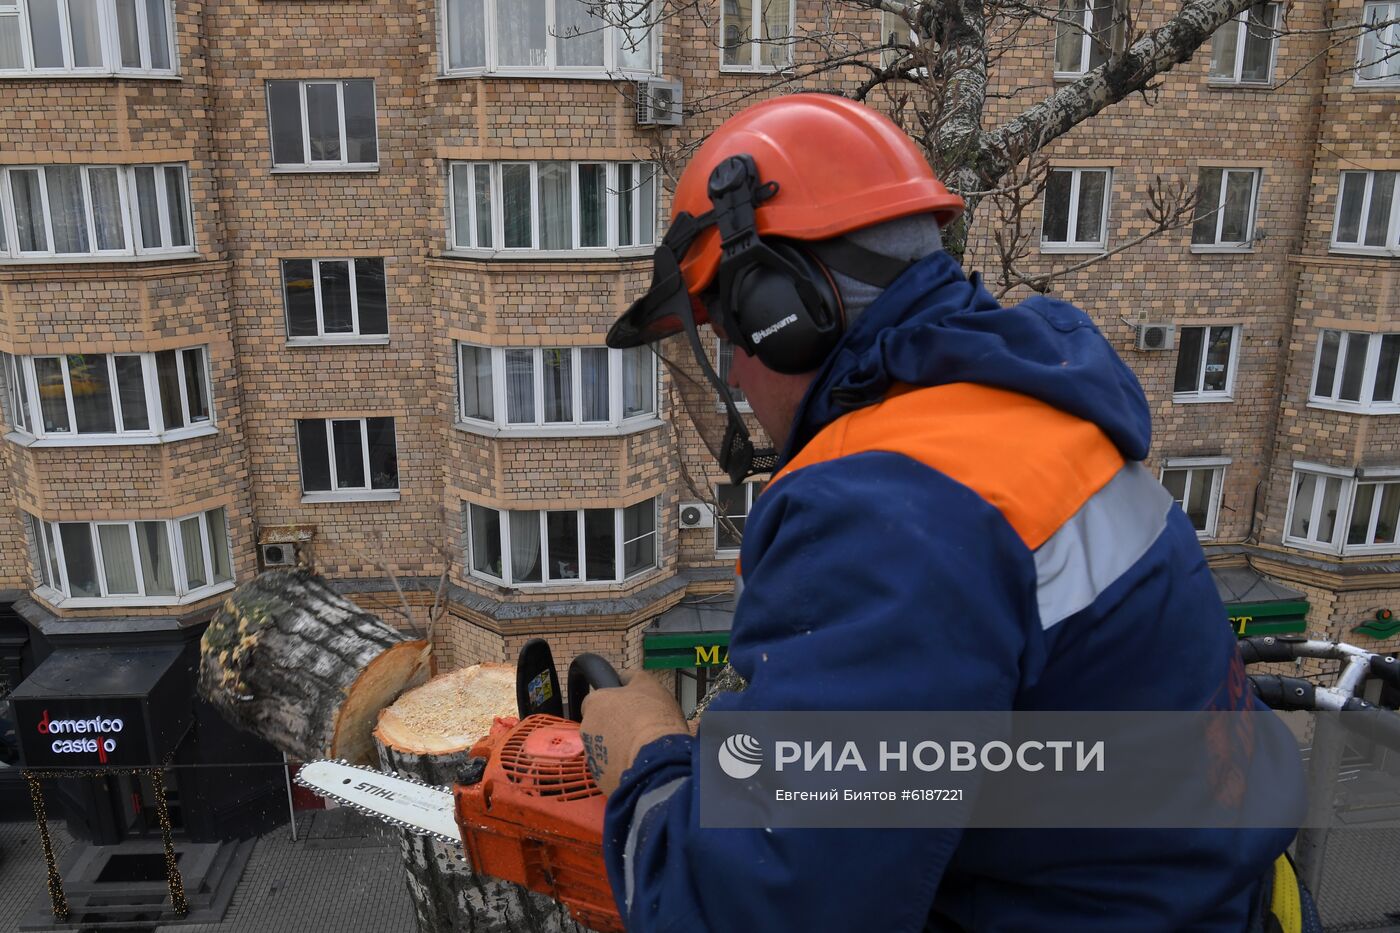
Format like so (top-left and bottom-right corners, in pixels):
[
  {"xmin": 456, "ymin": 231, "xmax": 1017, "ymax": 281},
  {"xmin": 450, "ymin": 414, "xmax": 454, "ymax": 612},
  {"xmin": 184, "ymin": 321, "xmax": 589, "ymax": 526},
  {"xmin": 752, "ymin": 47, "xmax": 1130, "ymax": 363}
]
[{"xmin": 769, "ymin": 383, "xmax": 1126, "ymax": 550}]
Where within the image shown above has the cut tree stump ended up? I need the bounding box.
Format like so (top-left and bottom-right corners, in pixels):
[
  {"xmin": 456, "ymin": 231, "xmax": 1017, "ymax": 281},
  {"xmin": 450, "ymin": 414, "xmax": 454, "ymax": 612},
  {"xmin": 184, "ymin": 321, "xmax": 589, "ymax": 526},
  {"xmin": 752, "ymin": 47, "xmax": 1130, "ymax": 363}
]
[
  {"xmin": 197, "ymin": 568, "xmax": 431, "ymax": 765},
  {"xmin": 373, "ymin": 663, "xmax": 593, "ymax": 933}
]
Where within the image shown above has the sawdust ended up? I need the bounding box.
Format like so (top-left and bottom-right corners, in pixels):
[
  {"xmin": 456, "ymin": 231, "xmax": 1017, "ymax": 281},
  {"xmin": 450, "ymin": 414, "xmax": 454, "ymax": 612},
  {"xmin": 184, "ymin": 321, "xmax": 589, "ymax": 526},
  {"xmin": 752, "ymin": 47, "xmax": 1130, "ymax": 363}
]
[{"xmin": 374, "ymin": 662, "xmax": 517, "ymax": 755}]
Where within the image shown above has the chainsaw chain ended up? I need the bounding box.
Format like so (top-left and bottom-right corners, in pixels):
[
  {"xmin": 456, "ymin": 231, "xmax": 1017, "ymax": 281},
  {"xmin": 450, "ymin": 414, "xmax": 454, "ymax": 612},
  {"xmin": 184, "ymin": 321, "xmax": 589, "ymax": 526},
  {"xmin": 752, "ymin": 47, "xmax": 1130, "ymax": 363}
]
[{"xmin": 293, "ymin": 759, "xmax": 463, "ymax": 847}]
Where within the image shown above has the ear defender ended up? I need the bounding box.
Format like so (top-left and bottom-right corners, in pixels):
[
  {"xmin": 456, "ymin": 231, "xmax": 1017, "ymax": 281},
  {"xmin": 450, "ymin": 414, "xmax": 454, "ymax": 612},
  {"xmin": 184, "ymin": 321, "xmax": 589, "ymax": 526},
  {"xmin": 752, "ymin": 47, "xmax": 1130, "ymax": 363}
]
[{"xmin": 727, "ymin": 241, "xmax": 844, "ymax": 375}]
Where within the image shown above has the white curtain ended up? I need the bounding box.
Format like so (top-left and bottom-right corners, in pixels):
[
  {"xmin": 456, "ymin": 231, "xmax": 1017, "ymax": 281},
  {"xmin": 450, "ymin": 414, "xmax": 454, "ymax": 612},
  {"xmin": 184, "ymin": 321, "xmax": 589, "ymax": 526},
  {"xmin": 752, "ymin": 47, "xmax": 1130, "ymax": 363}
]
[
  {"xmin": 505, "ymin": 349, "xmax": 535, "ymax": 422},
  {"xmin": 87, "ymin": 168, "xmax": 126, "ymax": 251},
  {"xmin": 581, "ymin": 348, "xmax": 609, "ymax": 421},
  {"xmin": 510, "ymin": 511, "xmax": 542, "ymax": 583},
  {"xmin": 114, "ymin": 0, "xmax": 141, "ymax": 67},
  {"xmin": 615, "ymin": 0, "xmax": 651, "ymax": 71},
  {"xmin": 133, "ymin": 167, "xmax": 162, "ymax": 248},
  {"xmin": 180, "ymin": 517, "xmax": 207, "ymax": 590},
  {"xmin": 538, "ymin": 162, "xmax": 572, "ymax": 250},
  {"xmin": 460, "ymin": 344, "xmax": 493, "ymax": 420},
  {"xmin": 446, "ymin": 0, "xmax": 485, "ymax": 69},
  {"xmin": 452, "ymin": 165, "xmax": 474, "ymax": 248},
  {"xmin": 143, "ymin": 0, "xmax": 169, "ymax": 68},
  {"xmin": 46, "ymin": 167, "xmax": 89, "ymax": 253},
  {"xmin": 542, "ymin": 348, "xmax": 573, "ymax": 422},
  {"xmin": 97, "ymin": 525, "xmax": 139, "ymax": 594},
  {"xmin": 0, "ymin": 11, "xmax": 24, "ymax": 70},
  {"xmin": 137, "ymin": 521, "xmax": 176, "ymax": 596},
  {"xmin": 623, "ymin": 346, "xmax": 653, "ymax": 417},
  {"xmin": 473, "ymin": 164, "xmax": 493, "ymax": 247},
  {"xmin": 206, "ymin": 509, "xmax": 232, "ymax": 583},
  {"xmin": 67, "ymin": 0, "xmax": 102, "ymax": 66},
  {"xmin": 557, "ymin": 0, "xmax": 604, "ymax": 67},
  {"xmin": 497, "ymin": 0, "xmax": 546, "ymax": 66},
  {"xmin": 760, "ymin": 0, "xmax": 790, "ymax": 66}
]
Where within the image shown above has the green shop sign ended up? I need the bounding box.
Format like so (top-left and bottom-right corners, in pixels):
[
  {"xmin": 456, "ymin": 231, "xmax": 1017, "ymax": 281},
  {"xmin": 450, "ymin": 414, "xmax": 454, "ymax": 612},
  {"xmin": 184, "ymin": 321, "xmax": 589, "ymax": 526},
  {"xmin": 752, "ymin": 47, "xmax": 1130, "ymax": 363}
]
[
  {"xmin": 1352, "ymin": 610, "xmax": 1400, "ymax": 641},
  {"xmin": 1229, "ymin": 600, "xmax": 1308, "ymax": 637},
  {"xmin": 643, "ymin": 632, "xmax": 731, "ymax": 670}
]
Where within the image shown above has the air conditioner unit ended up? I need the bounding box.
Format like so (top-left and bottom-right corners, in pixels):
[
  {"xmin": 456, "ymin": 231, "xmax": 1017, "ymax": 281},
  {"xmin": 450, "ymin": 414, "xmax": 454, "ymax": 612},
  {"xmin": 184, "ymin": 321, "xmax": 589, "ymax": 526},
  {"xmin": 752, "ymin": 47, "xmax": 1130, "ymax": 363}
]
[
  {"xmin": 637, "ymin": 78, "xmax": 683, "ymax": 127},
  {"xmin": 260, "ymin": 542, "xmax": 299, "ymax": 568},
  {"xmin": 678, "ymin": 502, "xmax": 714, "ymax": 529},
  {"xmin": 1135, "ymin": 323, "xmax": 1176, "ymax": 351}
]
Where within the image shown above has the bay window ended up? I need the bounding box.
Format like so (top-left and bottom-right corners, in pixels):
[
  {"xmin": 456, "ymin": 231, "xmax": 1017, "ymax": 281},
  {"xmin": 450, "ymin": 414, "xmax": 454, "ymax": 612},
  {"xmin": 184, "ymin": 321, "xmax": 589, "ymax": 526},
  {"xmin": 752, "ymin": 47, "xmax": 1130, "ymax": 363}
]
[
  {"xmin": 296, "ymin": 416, "xmax": 399, "ymax": 500},
  {"xmin": 449, "ymin": 160, "xmax": 655, "ymax": 253},
  {"xmin": 442, "ymin": 0, "xmax": 654, "ymax": 76},
  {"xmin": 281, "ymin": 258, "xmax": 389, "ymax": 341},
  {"xmin": 0, "ymin": 163, "xmax": 192, "ymax": 259},
  {"xmin": 0, "ymin": 0, "xmax": 174, "ymax": 75},
  {"xmin": 1332, "ymin": 171, "xmax": 1400, "ymax": 254},
  {"xmin": 26, "ymin": 507, "xmax": 233, "ymax": 606},
  {"xmin": 1, "ymin": 347, "xmax": 211, "ymax": 443},
  {"xmin": 1160, "ymin": 460, "xmax": 1227, "ymax": 538},
  {"xmin": 1310, "ymin": 329, "xmax": 1400, "ymax": 412},
  {"xmin": 466, "ymin": 498, "xmax": 658, "ymax": 585},
  {"xmin": 457, "ymin": 343, "xmax": 656, "ymax": 430},
  {"xmin": 1285, "ymin": 465, "xmax": 1400, "ymax": 555},
  {"xmin": 266, "ymin": 79, "xmax": 378, "ymax": 170}
]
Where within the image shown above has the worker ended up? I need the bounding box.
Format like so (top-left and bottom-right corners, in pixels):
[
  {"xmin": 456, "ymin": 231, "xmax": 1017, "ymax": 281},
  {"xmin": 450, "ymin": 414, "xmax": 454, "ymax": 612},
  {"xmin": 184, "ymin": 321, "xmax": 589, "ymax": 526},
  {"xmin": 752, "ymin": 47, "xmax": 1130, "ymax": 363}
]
[{"xmin": 579, "ymin": 94, "xmax": 1312, "ymax": 932}]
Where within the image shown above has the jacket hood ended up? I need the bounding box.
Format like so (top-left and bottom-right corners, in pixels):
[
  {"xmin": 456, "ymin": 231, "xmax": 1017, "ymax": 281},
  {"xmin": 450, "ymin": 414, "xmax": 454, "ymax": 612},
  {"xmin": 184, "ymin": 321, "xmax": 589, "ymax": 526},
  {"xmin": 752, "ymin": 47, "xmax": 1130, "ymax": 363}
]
[{"xmin": 783, "ymin": 250, "xmax": 1152, "ymax": 465}]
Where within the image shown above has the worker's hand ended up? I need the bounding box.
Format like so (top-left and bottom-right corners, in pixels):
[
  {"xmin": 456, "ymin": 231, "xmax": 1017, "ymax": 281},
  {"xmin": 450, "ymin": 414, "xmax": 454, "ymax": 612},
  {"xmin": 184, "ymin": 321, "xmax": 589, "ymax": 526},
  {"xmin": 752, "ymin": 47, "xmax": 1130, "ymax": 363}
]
[{"xmin": 579, "ymin": 669, "xmax": 688, "ymax": 796}]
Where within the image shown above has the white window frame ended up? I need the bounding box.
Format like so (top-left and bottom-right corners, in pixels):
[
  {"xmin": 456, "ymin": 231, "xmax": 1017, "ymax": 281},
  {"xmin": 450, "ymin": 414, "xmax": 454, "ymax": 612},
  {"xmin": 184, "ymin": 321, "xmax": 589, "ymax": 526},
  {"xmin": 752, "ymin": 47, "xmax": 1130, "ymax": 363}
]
[
  {"xmin": 0, "ymin": 163, "xmax": 194, "ymax": 261},
  {"xmin": 447, "ymin": 160, "xmax": 656, "ymax": 257},
  {"xmin": 878, "ymin": 8, "xmax": 928, "ymax": 76},
  {"xmin": 1192, "ymin": 168, "xmax": 1261, "ymax": 251},
  {"xmin": 1207, "ymin": 2, "xmax": 1279, "ymax": 86},
  {"xmin": 1040, "ymin": 167, "xmax": 1112, "ymax": 253},
  {"xmin": 281, "ymin": 257, "xmax": 390, "ymax": 345},
  {"xmin": 455, "ymin": 343, "xmax": 658, "ymax": 436},
  {"xmin": 296, "ymin": 416, "xmax": 400, "ymax": 502},
  {"xmin": 26, "ymin": 506, "xmax": 234, "ymax": 608},
  {"xmin": 438, "ymin": 0, "xmax": 657, "ymax": 78},
  {"xmin": 1343, "ymin": 469, "xmax": 1400, "ymax": 553},
  {"xmin": 1160, "ymin": 458, "xmax": 1229, "ymax": 539},
  {"xmin": 1283, "ymin": 463, "xmax": 1357, "ymax": 555},
  {"xmin": 1172, "ymin": 325, "xmax": 1241, "ymax": 402},
  {"xmin": 1330, "ymin": 171, "xmax": 1400, "ymax": 255},
  {"xmin": 714, "ymin": 480, "xmax": 762, "ymax": 553},
  {"xmin": 464, "ymin": 498, "xmax": 659, "ymax": 587},
  {"xmin": 2, "ymin": 346, "xmax": 214, "ymax": 446},
  {"xmin": 1053, "ymin": 0, "xmax": 1115, "ymax": 78},
  {"xmin": 266, "ymin": 79, "xmax": 379, "ymax": 172},
  {"xmin": 1356, "ymin": 0, "xmax": 1400, "ymax": 86},
  {"xmin": 1308, "ymin": 329, "xmax": 1400, "ymax": 413},
  {"xmin": 719, "ymin": 0, "xmax": 795, "ymax": 72},
  {"xmin": 0, "ymin": 0, "xmax": 177, "ymax": 77}
]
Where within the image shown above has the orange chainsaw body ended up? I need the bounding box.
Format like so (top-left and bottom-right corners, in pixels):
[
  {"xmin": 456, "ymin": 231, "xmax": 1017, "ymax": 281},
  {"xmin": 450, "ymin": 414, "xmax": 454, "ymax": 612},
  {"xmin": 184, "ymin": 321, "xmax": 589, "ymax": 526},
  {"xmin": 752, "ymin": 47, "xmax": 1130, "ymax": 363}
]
[{"xmin": 453, "ymin": 714, "xmax": 623, "ymax": 933}]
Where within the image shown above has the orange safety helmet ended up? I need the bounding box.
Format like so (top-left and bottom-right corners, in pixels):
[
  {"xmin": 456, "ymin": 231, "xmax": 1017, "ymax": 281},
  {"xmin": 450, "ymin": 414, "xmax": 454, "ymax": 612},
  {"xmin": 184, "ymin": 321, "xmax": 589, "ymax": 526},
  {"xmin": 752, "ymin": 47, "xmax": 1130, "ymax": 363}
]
[{"xmin": 608, "ymin": 93, "xmax": 963, "ymax": 349}]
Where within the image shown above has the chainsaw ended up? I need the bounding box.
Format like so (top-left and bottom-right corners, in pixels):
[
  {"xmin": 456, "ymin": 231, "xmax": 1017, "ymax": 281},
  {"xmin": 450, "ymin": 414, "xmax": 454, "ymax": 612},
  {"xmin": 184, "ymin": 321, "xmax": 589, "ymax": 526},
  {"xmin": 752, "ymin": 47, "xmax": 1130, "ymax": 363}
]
[{"xmin": 296, "ymin": 640, "xmax": 625, "ymax": 933}]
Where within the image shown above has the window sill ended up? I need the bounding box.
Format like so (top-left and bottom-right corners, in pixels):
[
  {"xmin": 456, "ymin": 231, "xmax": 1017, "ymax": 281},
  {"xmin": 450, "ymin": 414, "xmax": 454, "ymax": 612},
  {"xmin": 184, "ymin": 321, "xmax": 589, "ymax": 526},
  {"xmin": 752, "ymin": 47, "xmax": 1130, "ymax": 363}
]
[
  {"xmin": 0, "ymin": 71, "xmax": 180, "ymax": 80},
  {"xmin": 454, "ymin": 416, "xmax": 663, "ymax": 439},
  {"xmin": 1053, "ymin": 71, "xmax": 1089, "ymax": 82},
  {"xmin": 1039, "ymin": 243, "xmax": 1107, "ymax": 255},
  {"xmin": 5, "ymin": 423, "xmax": 217, "ymax": 448},
  {"xmin": 1327, "ymin": 245, "xmax": 1400, "ymax": 258},
  {"xmin": 1171, "ymin": 394, "xmax": 1235, "ymax": 405},
  {"xmin": 1280, "ymin": 538, "xmax": 1342, "ymax": 557},
  {"xmin": 270, "ymin": 164, "xmax": 380, "ymax": 174},
  {"xmin": 1352, "ymin": 79, "xmax": 1400, "ymax": 90},
  {"xmin": 437, "ymin": 69, "xmax": 657, "ymax": 81},
  {"xmin": 34, "ymin": 579, "xmax": 234, "ymax": 609},
  {"xmin": 287, "ymin": 335, "xmax": 390, "ymax": 348},
  {"xmin": 0, "ymin": 250, "xmax": 199, "ymax": 265},
  {"xmin": 467, "ymin": 567, "xmax": 662, "ymax": 591},
  {"xmin": 442, "ymin": 247, "xmax": 656, "ymax": 262},
  {"xmin": 301, "ymin": 489, "xmax": 401, "ymax": 503},
  {"xmin": 1279, "ymin": 539, "xmax": 1400, "ymax": 559},
  {"xmin": 719, "ymin": 65, "xmax": 794, "ymax": 75},
  {"xmin": 1191, "ymin": 244, "xmax": 1256, "ymax": 254},
  {"xmin": 1306, "ymin": 400, "xmax": 1400, "ymax": 415},
  {"xmin": 1205, "ymin": 79, "xmax": 1274, "ymax": 89}
]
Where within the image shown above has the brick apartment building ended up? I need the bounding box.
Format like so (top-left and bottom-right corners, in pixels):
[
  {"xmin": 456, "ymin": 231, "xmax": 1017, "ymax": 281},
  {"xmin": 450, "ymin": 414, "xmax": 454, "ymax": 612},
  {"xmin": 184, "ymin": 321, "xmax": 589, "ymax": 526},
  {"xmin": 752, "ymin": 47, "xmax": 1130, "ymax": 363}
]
[{"xmin": 0, "ymin": 0, "xmax": 1396, "ymax": 836}]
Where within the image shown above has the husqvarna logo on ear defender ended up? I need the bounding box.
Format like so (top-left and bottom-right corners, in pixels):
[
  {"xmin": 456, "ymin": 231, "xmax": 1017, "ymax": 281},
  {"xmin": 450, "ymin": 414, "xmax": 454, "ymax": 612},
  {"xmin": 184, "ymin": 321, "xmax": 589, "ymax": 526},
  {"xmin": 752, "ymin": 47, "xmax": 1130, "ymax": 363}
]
[
  {"xmin": 750, "ymin": 314, "xmax": 799, "ymax": 345},
  {"xmin": 718, "ymin": 733, "xmax": 764, "ymax": 779}
]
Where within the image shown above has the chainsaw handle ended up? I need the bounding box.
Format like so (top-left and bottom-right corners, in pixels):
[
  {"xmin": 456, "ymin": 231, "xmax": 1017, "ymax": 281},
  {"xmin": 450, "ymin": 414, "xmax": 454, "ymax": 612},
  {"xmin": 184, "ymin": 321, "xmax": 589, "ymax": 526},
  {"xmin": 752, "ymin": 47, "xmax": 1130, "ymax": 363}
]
[{"xmin": 567, "ymin": 653, "xmax": 622, "ymax": 722}]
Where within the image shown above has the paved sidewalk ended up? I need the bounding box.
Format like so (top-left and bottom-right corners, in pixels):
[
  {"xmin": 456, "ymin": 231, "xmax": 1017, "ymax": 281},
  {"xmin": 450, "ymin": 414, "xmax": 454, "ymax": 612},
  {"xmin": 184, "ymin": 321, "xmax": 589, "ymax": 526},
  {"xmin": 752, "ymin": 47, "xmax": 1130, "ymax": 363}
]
[{"xmin": 0, "ymin": 809, "xmax": 416, "ymax": 933}]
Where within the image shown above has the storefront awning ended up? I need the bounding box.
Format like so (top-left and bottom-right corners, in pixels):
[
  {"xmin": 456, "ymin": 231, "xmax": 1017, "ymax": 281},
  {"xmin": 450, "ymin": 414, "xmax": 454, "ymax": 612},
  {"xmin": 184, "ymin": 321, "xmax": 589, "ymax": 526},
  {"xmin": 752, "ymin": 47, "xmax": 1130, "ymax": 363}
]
[
  {"xmin": 643, "ymin": 595, "xmax": 735, "ymax": 669},
  {"xmin": 1212, "ymin": 567, "xmax": 1309, "ymax": 637},
  {"xmin": 10, "ymin": 644, "xmax": 192, "ymax": 769}
]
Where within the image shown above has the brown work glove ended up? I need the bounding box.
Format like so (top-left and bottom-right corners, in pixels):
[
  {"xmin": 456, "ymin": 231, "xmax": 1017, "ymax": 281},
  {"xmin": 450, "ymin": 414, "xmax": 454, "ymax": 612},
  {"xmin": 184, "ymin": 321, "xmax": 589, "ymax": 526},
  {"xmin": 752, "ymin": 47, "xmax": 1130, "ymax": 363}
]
[{"xmin": 579, "ymin": 670, "xmax": 689, "ymax": 797}]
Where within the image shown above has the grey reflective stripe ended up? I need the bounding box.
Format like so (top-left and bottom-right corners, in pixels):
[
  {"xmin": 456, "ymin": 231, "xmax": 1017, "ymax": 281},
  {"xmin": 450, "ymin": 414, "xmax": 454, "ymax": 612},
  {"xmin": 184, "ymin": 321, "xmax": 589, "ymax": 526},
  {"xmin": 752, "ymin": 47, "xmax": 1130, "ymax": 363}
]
[
  {"xmin": 1033, "ymin": 462, "xmax": 1173, "ymax": 630},
  {"xmin": 624, "ymin": 777, "xmax": 688, "ymax": 913}
]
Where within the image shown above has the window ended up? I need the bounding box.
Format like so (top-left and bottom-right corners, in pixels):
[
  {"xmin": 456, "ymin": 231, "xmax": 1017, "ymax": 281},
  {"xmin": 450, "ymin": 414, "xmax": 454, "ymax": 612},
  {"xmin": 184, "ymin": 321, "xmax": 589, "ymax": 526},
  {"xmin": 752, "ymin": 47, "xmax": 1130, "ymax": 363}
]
[
  {"xmin": 465, "ymin": 498, "xmax": 658, "ymax": 585},
  {"xmin": 1160, "ymin": 461, "xmax": 1227, "ymax": 538},
  {"xmin": 1041, "ymin": 168, "xmax": 1111, "ymax": 251},
  {"xmin": 449, "ymin": 161, "xmax": 655, "ymax": 253},
  {"xmin": 1309, "ymin": 330, "xmax": 1400, "ymax": 412},
  {"xmin": 1209, "ymin": 3, "xmax": 1278, "ymax": 84},
  {"xmin": 716, "ymin": 339, "xmax": 749, "ymax": 409},
  {"xmin": 266, "ymin": 79, "xmax": 377, "ymax": 170},
  {"xmin": 880, "ymin": 9, "xmax": 924, "ymax": 72},
  {"xmin": 1, "ymin": 347, "xmax": 211, "ymax": 442},
  {"xmin": 442, "ymin": 0, "xmax": 654, "ymax": 76},
  {"xmin": 1357, "ymin": 1, "xmax": 1400, "ymax": 85},
  {"xmin": 1173, "ymin": 326, "xmax": 1240, "ymax": 400},
  {"xmin": 715, "ymin": 481, "xmax": 763, "ymax": 551},
  {"xmin": 1054, "ymin": 0, "xmax": 1121, "ymax": 77},
  {"xmin": 0, "ymin": 163, "xmax": 192, "ymax": 259},
  {"xmin": 296, "ymin": 417, "xmax": 399, "ymax": 500},
  {"xmin": 457, "ymin": 344, "xmax": 655, "ymax": 430},
  {"xmin": 1285, "ymin": 466, "xmax": 1400, "ymax": 555},
  {"xmin": 25, "ymin": 507, "xmax": 233, "ymax": 606},
  {"xmin": 721, "ymin": 0, "xmax": 793, "ymax": 70},
  {"xmin": 1332, "ymin": 171, "xmax": 1400, "ymax": 254},
  {"xmin": 0, "ymin": 0, "xmax": 174, "ymax": 75},
  {"xmin": 281, "ymin": 258, "xmax": 388, "ymax": 341},
  {"xmin": 1192, "ymin": 168, "xmax": 1260, "ymax": 249}
]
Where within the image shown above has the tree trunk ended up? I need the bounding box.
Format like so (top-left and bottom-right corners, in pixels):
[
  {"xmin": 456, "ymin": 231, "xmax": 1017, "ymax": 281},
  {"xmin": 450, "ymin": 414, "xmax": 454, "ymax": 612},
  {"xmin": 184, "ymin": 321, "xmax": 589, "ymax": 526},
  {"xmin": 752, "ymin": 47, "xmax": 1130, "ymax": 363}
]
[
  {"xmin": 373, "ymin": 666, "xmax": 593, "ymax": 933},
  {"xmin": 197, "ymin": 568, "xmax": 431, "ymax": 765}
]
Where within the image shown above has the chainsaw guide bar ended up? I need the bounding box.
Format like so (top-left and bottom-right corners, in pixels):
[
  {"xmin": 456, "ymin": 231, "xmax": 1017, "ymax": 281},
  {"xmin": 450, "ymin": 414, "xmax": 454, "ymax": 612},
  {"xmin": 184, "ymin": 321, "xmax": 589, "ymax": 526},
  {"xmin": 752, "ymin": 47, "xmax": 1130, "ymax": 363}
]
[{"xmin": 295, "ymin": 758, "xmax": 464, "ymax": 847}]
